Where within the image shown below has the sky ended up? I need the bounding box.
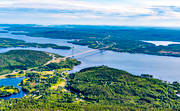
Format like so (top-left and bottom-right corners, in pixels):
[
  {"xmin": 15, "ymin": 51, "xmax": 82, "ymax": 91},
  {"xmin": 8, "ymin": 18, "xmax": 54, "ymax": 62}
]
[{"xmin": 0, "ymin": 0, "xmax": 180, "ymax": 27}]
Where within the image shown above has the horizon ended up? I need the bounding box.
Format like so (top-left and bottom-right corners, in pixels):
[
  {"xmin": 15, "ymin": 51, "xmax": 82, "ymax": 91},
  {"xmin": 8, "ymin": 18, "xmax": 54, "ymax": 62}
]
[
  {"xmin": 1, "ymin": 0, "xmax": 180, "ymax": 27},
  {"xmin": 2, "ymin": 24, "xmax": 180, "ymax": 29}
]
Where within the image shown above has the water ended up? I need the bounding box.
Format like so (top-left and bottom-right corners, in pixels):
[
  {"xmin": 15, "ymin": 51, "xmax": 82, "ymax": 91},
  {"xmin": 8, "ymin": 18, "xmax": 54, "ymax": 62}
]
[
  {"xmin": 0, "ymin": 29, "xmax": 180, "ymax": 82},
  {"xmin": 0, "ymin": 28, "xmax": 180, "ymax": 99},
  {"xmin": 0, "ymin": 77, "xmax": 26, "ymax": 100},
  {"xmin": 143, "ymin": 40, "xmax": 180, "ymax": 46}
]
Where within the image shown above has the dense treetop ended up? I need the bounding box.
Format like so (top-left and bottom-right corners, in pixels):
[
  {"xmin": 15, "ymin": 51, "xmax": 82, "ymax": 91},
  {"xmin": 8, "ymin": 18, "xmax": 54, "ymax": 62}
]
[
  {"xmin": 0, "ymin": 50, "xmax": 52, "ymax": 74},
  {"xmin": 68, "ymin": 66, "xmax": 180, "ymax": 109}
]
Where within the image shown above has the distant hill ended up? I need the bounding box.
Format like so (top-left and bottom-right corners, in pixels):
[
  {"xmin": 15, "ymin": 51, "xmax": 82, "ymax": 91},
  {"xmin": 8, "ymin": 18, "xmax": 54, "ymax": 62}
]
[
  {"xmin": 3, "ymin": 24, "xmax": 180, "ymax": 41},
  {"xmin": 3, "ymin": 24, "xmax": 180, "ymax": 57}
]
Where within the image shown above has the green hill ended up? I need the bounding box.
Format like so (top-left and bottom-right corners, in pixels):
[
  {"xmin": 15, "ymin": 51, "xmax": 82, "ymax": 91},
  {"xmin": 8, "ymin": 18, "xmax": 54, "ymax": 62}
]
[
  {"xmin": 0, "ymin": 50, "xmax": 52, "ymax": 74},
  {"xmin": 0, "ymin": 66, "xmax": 179, "ymax": 110},
  {"xmin": 68, "ymin": 66, "xmax": 180, "ymax": 109}
]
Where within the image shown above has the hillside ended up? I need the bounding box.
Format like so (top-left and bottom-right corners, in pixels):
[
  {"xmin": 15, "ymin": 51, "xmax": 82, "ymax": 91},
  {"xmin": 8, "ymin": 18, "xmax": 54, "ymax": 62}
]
[
  {"xmin": 68, "ymin": 66, "xmax": 180, "ymax": 109},
  {"xmin": 0, "ymin": 66, "xmax": 179, "ymax": 110},
  {"xmin": 0, "ymin": 50, "xmax": 52, "ymax": 74}
]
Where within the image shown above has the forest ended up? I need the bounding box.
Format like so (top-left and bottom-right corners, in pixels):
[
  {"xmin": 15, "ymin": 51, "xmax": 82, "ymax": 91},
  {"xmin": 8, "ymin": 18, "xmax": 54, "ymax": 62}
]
[
  {"xmin": 68, "ymin": 66, "xmax": 180, "ymax": 109},
  {"xmin": 0, "ymin": 66, "xmax": 179, "ymax": 111},
  {"xmin": 0, "ymin": 50, "xmax": 52, "ymax": 75}
]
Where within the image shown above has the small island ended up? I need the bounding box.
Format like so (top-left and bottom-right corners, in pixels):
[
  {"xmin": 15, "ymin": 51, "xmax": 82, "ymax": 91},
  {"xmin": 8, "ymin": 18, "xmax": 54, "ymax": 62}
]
[
  {"xmin": 0, "ymin": 86, "xmax": 20, "ymax": 97},
  {"xmin": 0, "ymin": 38, "xmax": 71, "ymax": 50}
]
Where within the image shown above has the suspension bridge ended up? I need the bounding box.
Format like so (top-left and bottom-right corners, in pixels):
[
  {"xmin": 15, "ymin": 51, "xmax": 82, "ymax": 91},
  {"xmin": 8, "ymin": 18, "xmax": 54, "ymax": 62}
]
[{"xmin": 63, "ymin": 35, "xmax": 114, "ymax": 59}]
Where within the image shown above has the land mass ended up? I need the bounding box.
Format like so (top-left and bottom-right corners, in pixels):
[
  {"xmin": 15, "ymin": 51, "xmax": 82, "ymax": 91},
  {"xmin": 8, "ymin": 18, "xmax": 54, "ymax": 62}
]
[
  {"xmin": 0, "ymin": 65, "xmax": 179, "ymax": 111},
  {"xmin": 68, "ymin": 66, "xmax": 180, "ymax": 108},
  {"xmin": 2, "ymin": 24, "xmax": 180, "ymax": 57},
  {"xmin": 0, "ymin": 50, "xmax": 53, "ymax": 75},
  {"xmin": 0, "ymin": 49, "xmax": 80, "ymax": 76},
  {"xmin": 0, "ymin": 38, "xmax": 71, "ymax": 50},
  {"xmin": 0, "ymin": 86, "xmax": 20, "ymax": 97}
]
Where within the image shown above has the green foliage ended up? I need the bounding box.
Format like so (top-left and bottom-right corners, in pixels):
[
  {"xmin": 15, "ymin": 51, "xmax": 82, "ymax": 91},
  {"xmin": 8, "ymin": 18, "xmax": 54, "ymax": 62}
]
[
  {"xmin": 0, "ymin": 66, "xmax": 179, "ymax": 110},
  {"xmin": 0, "ymin": 38, "xmax": 71, "ymax": 49},
  {"xmin": 0, "ymin": 86, "xmax": 20, "ymax": 97},
  {"xmin": 68, "ymin": 66, "xmax": 180, "ymax": 109},
  {"xmin": 0, "ymin": 50, "xmax": 52, "ymax": 75}
]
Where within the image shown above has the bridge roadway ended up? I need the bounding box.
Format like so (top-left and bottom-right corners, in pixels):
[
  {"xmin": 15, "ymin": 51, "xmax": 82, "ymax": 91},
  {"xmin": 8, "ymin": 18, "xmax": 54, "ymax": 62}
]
[
  {"xmin": 63, "ymin": 45, "xmax": 113, "ymax": 59},
  {"xmin": 64, "ymin": 35, "xmax": 114, "ymax": 59}
]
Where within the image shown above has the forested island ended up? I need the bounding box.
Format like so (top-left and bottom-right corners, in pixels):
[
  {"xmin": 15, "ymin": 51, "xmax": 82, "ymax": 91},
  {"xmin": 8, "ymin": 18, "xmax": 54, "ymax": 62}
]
[
  {"xmin": 0, "ymin": 38, "xmax": 71, "ymax": 50},
  {"xmin": 0, "ymin": 86, "xmax": 20, "ymax": 97},
  {"xmin": 70, "ymin": 39, "xmax": 180, "ymax": 57},
  {"xmin": 2, "ymin": 24, "xmax": 180, "ymax": 57}
]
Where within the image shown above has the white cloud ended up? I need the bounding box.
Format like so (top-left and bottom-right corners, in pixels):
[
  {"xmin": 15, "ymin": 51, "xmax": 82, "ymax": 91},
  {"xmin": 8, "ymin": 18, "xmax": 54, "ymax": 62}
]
[
  {"xmin": 0, "ymin": 0, "xmax": 153, "ymax": 16},
  {"xmin": 0, "ymin": 0, "xmax": 180, "ymax": 26}
]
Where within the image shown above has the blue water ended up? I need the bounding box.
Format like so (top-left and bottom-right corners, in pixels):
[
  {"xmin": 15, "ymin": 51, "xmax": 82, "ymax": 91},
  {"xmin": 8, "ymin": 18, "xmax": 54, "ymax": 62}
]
[
  {"xmin": 0, "ymin": 77, "xmax": 26, "ymax": 100},
  {"xmin": 0, "ymin": 28, "xmax": 180, "ymax": 99}
]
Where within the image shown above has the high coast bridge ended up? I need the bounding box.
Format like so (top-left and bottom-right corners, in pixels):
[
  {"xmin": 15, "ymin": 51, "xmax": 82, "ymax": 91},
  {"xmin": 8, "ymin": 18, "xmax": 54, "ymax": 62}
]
[
  {"xmin": 63, "ymin": 45, "xmax": 113, "ymax": 59},
  {"xmin": 63, "ymin": 35, "xmax": 114, "ymax": 59}
]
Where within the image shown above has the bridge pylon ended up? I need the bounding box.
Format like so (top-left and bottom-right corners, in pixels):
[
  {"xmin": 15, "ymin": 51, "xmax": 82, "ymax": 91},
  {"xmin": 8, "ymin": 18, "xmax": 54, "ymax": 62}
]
[{"xmin": 72, "ymin": 46, "xmax": 75, "ymax": 58}]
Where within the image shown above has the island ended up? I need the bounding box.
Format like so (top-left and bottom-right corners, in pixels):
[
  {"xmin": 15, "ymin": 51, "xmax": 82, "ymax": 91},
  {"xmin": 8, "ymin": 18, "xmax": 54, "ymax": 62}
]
[
  {"xmin": 0, "ymin": 86, "xmax": 20, "ymax": 97},
  {"xmin": 0, "ymin": 38, "xmax": 71, "ymax": 50},
  {"xmin": 70, "ymin": 39, "xmax": 180, "ymax": 57}
]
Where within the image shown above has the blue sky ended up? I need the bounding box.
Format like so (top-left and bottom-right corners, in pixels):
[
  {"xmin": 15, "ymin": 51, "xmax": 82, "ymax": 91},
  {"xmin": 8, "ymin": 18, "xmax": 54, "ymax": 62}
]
[{"xmin": 0, "ymin": 0, "xmax": 180, "ymax": 27}]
